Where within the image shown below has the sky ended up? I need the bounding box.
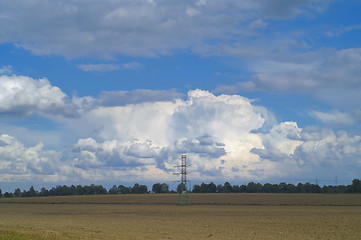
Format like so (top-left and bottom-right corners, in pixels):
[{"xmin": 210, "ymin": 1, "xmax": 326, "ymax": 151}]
[{"xmin": 0, "ymin": 0, "xmax": 361, "ymax": 192}]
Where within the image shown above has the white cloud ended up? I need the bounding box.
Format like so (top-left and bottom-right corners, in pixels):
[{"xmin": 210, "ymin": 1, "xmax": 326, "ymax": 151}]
[
  {"xmin": 62, "ymin": 90, "xmax": 287, "ymax": 181},
  {"xmin": 186, "ymin": 7, "xmax": 200, "ymax": 17},
  {"xmin": 0, "ymin": 0, "xmax": 330, "ymax": 58},
  {"xmin": 77, "ymin": 62, "xmax": 142, "ymax": 72},
  {"xmin": 0, "ymin": 66, "xmax": 12, "ymax": 75},
  {"xmin": 226, "ymin": 47, "xmax": 361, "ymax": 121},
  {"xmin": 251, "ymin": 123, "xmax": 361, "ymax": 180},
  {"xmin": 1, "ymin": 87, "xmax": 361, "ymax": 185},
  {"xmin": 39, "ymin": 89, "xmax": 269, "ymax": 181},
  {"xmin": 196, "ymin": 0, "xmax": 207, "ymax": 6},
  {"xmin": 122, "ymin": 62, "xmax": 142, "ymax": 70},
  {"xmin": 311, "ymin": 110, "xmax": 355, "ymax": 126},
  {"xmin": 77, "ymin": 64, "xmax": 120, "ymax": 72},
  {"xmin": 312, "ymin": 48, "xmax": 361, "ymax": 88},
  {"xmin": 0, "ymin": 134, "xmax": 60, "ymax": 177},
  {"xmin": 248, "ymin": 19, "xmax": 268, "ymax": 29},
  {"xmin": 354, "ymin": 109, "xmax": 361, "ymax": 121},
  {"xmin": 326, "ymin": 23, "xmax": 361, "ymax": 37},
  {"xmin": 250, "ymin": 122, "xmax": 304, "ymax": 178},
  {"xmin": 238, "ymin": 48, "xmax": 361, "ymax": 92},
  {"xmin": 253, "ymin": 121, "xmax": 303, "ymax": 157},
  {"xmin": 0, "ymin": 74, "xmax": 78, "ymax": 117},
  {"xmin": 294, "ymin": 127, "xmax": 361, "ymax": 169}
]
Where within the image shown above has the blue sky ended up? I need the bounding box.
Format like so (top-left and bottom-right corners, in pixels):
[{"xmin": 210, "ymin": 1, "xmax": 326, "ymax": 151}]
[{"xmin": 0, "ymin": 0, "xmax": 361, "ymax": 192}]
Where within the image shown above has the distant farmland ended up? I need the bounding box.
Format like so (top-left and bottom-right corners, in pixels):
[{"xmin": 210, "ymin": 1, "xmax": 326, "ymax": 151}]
[{"xmin": 0, "ymin": 193, "xmax": 360, "ymax": 239}]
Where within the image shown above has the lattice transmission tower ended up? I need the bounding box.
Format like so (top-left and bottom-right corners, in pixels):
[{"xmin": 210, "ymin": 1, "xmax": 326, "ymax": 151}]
[{"xmin": 174, "ymin": 155, "xmax": 190, "ymax": 205}]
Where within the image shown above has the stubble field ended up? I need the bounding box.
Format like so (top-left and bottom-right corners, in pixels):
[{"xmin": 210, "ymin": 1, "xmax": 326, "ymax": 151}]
[{"xmin": 0, "ymin": 193, "xmax": 360, "ymax": 239}]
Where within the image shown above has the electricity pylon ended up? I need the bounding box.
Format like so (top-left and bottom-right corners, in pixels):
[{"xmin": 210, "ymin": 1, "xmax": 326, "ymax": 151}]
[{"xmin": 174, "ymin": 155, "xmax": 190, "ymax": 205}]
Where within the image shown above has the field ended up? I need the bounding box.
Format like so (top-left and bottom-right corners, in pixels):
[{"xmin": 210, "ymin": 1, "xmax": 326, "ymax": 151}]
[{"xmin": 0, "ymin": 194, "xmax": 360, "ymax": 239}]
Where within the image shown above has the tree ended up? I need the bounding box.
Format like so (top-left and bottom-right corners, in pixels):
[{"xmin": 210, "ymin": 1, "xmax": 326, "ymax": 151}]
[
  {"xmin": 131, "ymin": 183, "xmax": 148, "ymax": 194},
  {"xmin": 232, "ymin": 185, "xmax": 241, "ymax": 193},
  {"xmin": 94, "ymin": 185, "xmax": 107, "ymax": 194},
  {"xmin": 152, "ymin": 183, "xmax": 169, "ymax": 193},
  {"xmin": 198, "ymin": 182, "xmax": 216, "ymax": 193},
  {"xmin": 69, "ymin": 185, "xmax": 78, "ymax": 195},
  {"xmin": 302, "ymin": 183, "xmax": 312, "ymax": 193},
  {"xmin": 25, "ymin": 185, "xmax": 37, "ymax": 197},
  {"xmin": 240, "ymin": 184, "xmax": 247, "ymax": 192},
  {"xmin": 200, "ymin": 183, "xmax": 208, "ymax": 193},
  {"xmin": 223, "ymin": 182, "xmax": 233, "ymax": 193},
  {"xmin": 208, "ymin": 182, "xmax": 217, "ymax": 193},
  {"xmin": 84, "ymin": 184, "xmax": 107, "ymax": 195},
  {"xmin": 335, "ymin": 184, "xmax": 347, "ymax": 193},
  {"xmin": 351, "ymin": 179, "xmax": 361, "ymax": 193},
  {"xmin": 60, "ymin": 185, "xmax": 70, "ymax": 195},
  {"xmin": 247, "ymin": 182, "xmax": 262, "ymax": 193},
  {"xmin": 138, "ymin": 184, "xmax": 148, "ymax": 194},
  {"xmin": 14, "ymin": 188, "xmax": 21, "ymax": 197},
  {"xmin": 296, "ymin": 183, "xmax": 304, "ymax": 193},
  {"xmin": 160, "ymin": 183, "xmax": 169, "ymax": 193},
  {"xmin": 40, "ymin": 187, "xmax": 49, "ymax": 196},
  {"xmin": 192, "ymin": 184, "xmax": 201, "ymax": 193},
  {"xmin": 131, "ymin": 183, "xmax": 140, "ymax": 194},
  {"xmin": 76, "ymin": 185, "xmax": 85, "ymax": 195},
  {"xmin": 152, "ymin": 183, "xmax": 162, "ymax": 193},
  {"xmin": 109, "ymin": 185, "xmax": 119, "ymax": 194},
  {"xmin": 263, "ymin": 183, "xmax": 274, "ymax": 193},
  {"xmin": 216, "ymin": 184, "xmax": 224, "ymax": 193},
  {"xmin": 4, "ymin": 192, "xmax": 12, "ymax": 198},
  {"xmin": 279, "ymin": 182, "xmax": 287, "ymax": 193},
  {"xmin": 118, "ymin": 185, "xmax": 131, "ymax": 194},
  {"xmin": 286, "ymin": 184, "xmax": 297, "ymax": 193}
]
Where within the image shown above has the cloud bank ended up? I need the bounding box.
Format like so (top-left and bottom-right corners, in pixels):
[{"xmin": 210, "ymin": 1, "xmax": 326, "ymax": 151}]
[
  {"xmin": 0, "ymin": 0, "xmax": 332, "ymax": 58},
  {"xmin": 241, "ymin": 48, "xmax": 361, "ymax": 92},
  {"xmin": 1, "ymin": 74, "xmax": 360, "ymax": 186}
]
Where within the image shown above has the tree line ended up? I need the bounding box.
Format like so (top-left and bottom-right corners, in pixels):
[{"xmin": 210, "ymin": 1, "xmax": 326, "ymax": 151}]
[
  {"xmin": 0, "ymin": 179, "xmax": 361, "ymax": 198},
  {"xmin": 191, "ymin": 179, "xmax": 361, "ymax": 194}
]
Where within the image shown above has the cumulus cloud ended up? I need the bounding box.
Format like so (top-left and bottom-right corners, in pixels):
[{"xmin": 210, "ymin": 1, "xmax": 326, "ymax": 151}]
[
  {"xmin": 58, "ymin": 90, "xmax": 270, "ymax": 181},
  {"xmin": 0, "ymin": 0, "xmax": 331, "ymax": 58},
  {"xmin": 251, "ymin": 121, "xmax": 303, "ymax": 159},
  {"xmin": 251, "ymin": 124, "xmax": 361, "ymax": 179},
  {"xmin": 1, "ymin": 87, "xmax": 361, "ymax": 185},
  {"xmin": 294, "ymin": 127, "xmax": 361, "ymax": 169},
  {"xmin": 69, "ymin": 138, "xmax": 160, "ymax": 168},
  {"xmin": 0, "ymin": 74, "xmax": 78, "ymax": 117},
  {"xmin": 0, "ymin": 134, "xmax": 60, "ymax": 177}
]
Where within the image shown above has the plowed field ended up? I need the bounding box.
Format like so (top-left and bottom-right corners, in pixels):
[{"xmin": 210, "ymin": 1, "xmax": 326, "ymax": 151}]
[{"xmin": 0, "ymin": 194, "xmax": 360, "ymax": 239}]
